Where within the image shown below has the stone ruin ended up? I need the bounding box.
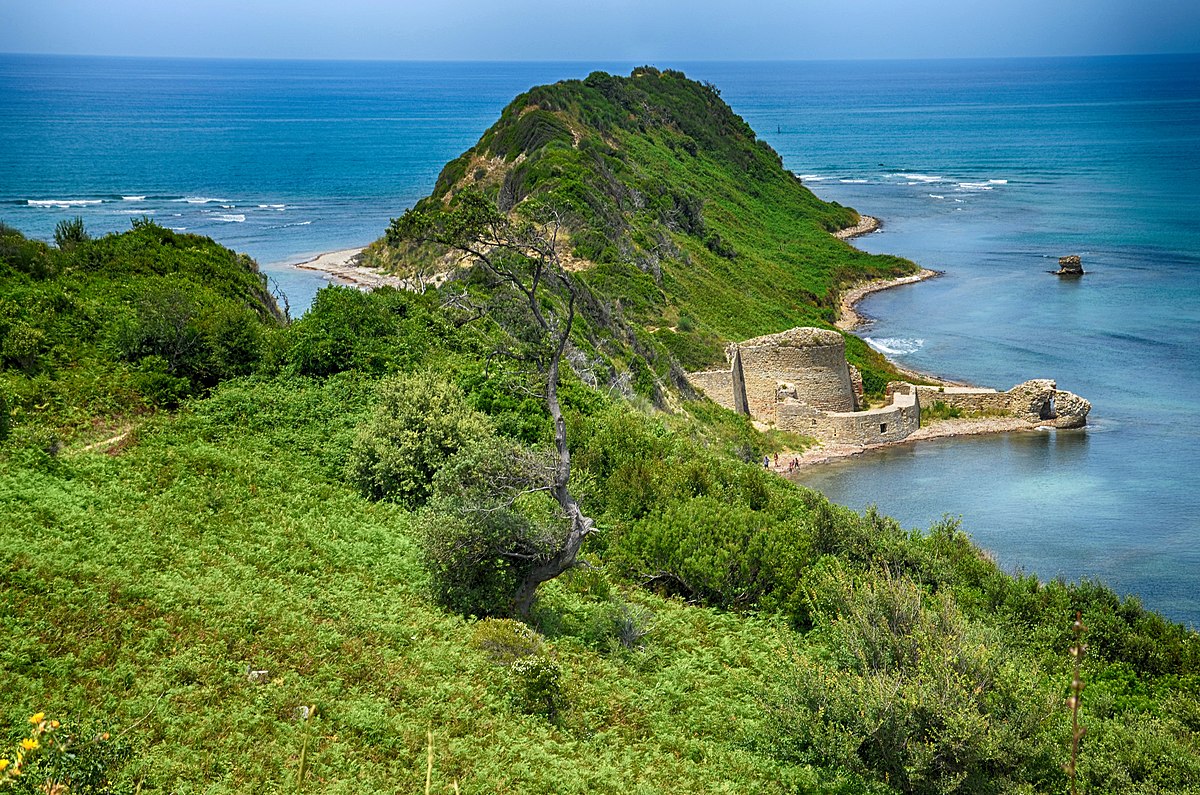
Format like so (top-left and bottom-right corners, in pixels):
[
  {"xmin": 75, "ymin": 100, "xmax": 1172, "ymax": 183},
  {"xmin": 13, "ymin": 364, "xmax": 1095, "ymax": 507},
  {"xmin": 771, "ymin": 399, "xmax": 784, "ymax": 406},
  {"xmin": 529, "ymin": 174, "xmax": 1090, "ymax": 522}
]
[{"xmin": 686, "ymin": 326, "xmax": 1092, "ymax": 447}]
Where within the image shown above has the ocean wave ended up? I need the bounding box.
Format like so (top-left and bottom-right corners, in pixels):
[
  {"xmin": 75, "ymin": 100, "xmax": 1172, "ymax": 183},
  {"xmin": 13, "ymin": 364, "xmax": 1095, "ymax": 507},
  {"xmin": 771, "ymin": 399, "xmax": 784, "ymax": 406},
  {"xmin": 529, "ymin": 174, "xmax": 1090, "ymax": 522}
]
[
  {"xmin": 177, "ymin": 196, "xmax": 229, "ymax": 204},
  {"xmin": 119, "ymin": 209, "xmax": 155, "ymax": 214},
  {"xmin": 839, "ymin": 178, "xmax": 869, "ymax": 184},
  {"xmin": 988, "ymin": 179, "xmax": 1008, "ymax": 185},
  {"xmin": 865, "ymin": 337, "xmax": 924, "ymax": 356},
  {"xmin": 797, "ymin": 174, "xmax": 830, "ymax": 182},
  {"xmin": 897, "ymin": 173, "xmax": 943, "ymax": 183},
  {"xmin": 258, "ymin": 203, "xmax": 286, "ymax": 210},
  {"xmin": 214, "ymin": 214, "xmax": 245, "ymax": 223},
  {"xmin": 121, "ymin": 195, "xmax": 147, "ymax": 201},
  {"xmin": 929, "ymin": 194, "xmax": 945, "ymax": 199},
  {"xmin": 27, "ymin": 198, "xmax": 103, "ymax": 208},
  {"xmin": 219, "ymin": 204, "xmax": 236, "ymax": 209}
]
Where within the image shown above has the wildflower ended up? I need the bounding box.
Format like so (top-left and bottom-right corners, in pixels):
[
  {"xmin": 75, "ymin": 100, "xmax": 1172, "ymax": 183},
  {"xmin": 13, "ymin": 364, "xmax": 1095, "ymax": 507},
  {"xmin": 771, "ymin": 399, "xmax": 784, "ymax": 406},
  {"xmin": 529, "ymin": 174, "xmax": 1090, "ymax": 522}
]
[
  {"xmin": 0, "ymin": 758, "xmax": 9, "ymax": 771},
  {"xmin": 28, "ymin": 713, "xmax": 45, "ymax": 725},
  {"xmin": 20, "ymin": 738, "xmax": 38, "ymax": 751}
]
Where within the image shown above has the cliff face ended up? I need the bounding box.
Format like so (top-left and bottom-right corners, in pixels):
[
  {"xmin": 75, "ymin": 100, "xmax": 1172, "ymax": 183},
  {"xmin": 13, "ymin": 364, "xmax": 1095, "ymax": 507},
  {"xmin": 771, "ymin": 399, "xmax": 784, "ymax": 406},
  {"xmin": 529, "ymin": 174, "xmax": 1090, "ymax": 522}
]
[{"xmin": 368, "ymin": 67, "xmax": 916, "ymax": 373}]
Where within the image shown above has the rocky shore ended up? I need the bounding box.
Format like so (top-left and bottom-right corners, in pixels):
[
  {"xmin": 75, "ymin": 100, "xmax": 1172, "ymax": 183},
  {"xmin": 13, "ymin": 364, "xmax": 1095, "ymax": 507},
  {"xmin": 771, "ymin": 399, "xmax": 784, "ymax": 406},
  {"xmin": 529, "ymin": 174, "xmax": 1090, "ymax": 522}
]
[{"xmin": 834, "ymin": 214, "xmax": 880, "ymax": 240}]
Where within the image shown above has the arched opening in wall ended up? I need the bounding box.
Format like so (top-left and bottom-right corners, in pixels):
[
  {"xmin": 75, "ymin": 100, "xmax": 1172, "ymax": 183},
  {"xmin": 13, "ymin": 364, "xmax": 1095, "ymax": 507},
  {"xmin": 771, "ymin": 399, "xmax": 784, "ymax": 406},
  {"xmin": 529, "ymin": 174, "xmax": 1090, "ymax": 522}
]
[{"xmin": 1041, "ymin": 397, "xmax": 1056, "ymax": 420}]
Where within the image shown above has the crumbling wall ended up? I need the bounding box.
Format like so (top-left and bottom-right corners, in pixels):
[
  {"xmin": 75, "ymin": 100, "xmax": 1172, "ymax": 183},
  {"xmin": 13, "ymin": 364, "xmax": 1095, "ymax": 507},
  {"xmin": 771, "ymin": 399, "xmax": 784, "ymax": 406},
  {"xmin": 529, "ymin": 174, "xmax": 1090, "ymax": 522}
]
[
  {"xmin": 778, "ymin": 383, "xmax": 920, "ymax": 445},
  {"xmin": 686, "ymin": 369, "xmax": 736, "ymax": 412},
  {"xmin": 737, "ymin": 327, "xmax": 855, "ymax": 419},
  {"xmin": 914, "ymin": 385, "xmax": 1009, "ymax": 415},
  {"xmin": 917, "ymin": 380, "xmax": 1090, "ymax": 427}
]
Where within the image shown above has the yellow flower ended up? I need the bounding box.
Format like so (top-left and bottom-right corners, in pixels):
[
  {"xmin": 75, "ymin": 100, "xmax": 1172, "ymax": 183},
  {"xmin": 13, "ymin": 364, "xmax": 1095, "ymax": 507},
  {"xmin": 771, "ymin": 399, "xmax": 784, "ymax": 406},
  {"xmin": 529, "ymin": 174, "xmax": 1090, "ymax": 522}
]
[
  {"xmin": 20, "ymin": 738, "xmax": 38, "ymax": 751},
  {"xmin": 28, "ymin": 713, "xmax": 45, "ymax": 725},
  {"xmin": 0, "ymin": 758, "xmax": 9, "ymax": 771}
]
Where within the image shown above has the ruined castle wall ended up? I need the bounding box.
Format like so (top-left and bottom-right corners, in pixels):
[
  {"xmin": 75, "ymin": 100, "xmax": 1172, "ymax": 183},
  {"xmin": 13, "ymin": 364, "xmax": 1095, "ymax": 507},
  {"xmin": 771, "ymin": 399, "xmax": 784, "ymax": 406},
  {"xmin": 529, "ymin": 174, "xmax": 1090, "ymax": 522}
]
[
  {"xmin": 738, "ymin": 333, "xmax": 854, "ymax": 419},
  {"xmin": 914, "ymin": 385, "xmax": 1009, "ymax": 415},
  {"xmin": 686, "ymin": 369, "xmax": 736, "ymax": 412},
  {"xmin": 777, "ymin": 383, "xmax": 920, "ymax": 445}
]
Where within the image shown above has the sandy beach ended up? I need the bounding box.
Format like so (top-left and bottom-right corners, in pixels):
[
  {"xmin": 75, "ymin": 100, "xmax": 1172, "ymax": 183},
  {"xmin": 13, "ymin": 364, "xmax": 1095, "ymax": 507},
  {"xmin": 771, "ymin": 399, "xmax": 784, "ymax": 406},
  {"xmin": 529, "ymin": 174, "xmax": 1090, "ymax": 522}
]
[
  {"xmin": 291, "ymin": 247, "xmax": 405, "ymax": 290},
  {"xmin": 835, "ymin": 267, "xmax": 941, "ymax": 332}
]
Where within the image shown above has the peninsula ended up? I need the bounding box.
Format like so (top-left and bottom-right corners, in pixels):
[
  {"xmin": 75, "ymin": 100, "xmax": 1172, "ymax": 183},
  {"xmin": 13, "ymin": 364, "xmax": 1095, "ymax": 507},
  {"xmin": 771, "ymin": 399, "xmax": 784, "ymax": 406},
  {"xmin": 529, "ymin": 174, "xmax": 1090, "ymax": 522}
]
[{"xmin": 0, "ymin": 68, "xmax": 1191, "ymax": 793}]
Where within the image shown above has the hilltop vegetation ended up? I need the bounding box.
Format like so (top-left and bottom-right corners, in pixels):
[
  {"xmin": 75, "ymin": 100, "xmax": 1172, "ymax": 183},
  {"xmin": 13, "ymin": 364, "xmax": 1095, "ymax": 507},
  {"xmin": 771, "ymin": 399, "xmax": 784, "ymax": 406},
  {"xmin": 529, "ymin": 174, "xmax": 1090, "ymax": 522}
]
[
  {"xmin": 3, "ymin": 70, "xmax": 1200, "ymax": 793},
  {"xmin": 364, "ymin": 65, "xmax": 910, "ymax": 391}
]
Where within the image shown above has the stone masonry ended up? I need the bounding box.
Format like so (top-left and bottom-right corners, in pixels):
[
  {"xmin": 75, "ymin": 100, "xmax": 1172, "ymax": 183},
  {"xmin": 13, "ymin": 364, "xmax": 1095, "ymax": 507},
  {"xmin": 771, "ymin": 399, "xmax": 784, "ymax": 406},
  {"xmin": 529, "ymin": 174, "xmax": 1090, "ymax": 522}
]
[{"xmin": 686, "ymin": 326, "xmax": 1092, "ymax": 447}]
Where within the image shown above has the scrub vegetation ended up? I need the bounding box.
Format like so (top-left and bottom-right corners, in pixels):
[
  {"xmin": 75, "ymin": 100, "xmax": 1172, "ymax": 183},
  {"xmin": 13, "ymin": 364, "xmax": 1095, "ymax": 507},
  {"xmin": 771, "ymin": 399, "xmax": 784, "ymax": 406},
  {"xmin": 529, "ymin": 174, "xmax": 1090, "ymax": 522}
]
[{"xmin": 2, "ymin": 69, "xmax": 1199, "ymax": 793}]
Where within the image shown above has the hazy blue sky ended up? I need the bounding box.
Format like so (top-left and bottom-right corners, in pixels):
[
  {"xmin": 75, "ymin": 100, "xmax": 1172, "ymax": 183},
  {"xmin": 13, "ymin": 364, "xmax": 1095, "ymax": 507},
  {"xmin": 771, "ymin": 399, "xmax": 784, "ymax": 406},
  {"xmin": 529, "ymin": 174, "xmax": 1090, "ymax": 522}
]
[{"xmin": 3, "ymin": 0, "xmax": 1198, "ymax": 60}]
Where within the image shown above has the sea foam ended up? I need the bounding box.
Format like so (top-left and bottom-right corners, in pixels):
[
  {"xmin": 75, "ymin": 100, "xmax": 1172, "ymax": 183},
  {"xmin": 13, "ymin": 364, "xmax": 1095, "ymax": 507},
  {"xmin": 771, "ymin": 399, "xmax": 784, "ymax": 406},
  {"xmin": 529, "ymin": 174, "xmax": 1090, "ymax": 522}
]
[
  {"xmin": 865, "ymin": 337, "xmax": 924, "ymax": 356},
  {"xmin": 214, "ymin": 214, "xmax": 245, "ymax": 223},
  {"xmin": 27, "ymin": 199, "xmax": 102, "ymax": 208}
]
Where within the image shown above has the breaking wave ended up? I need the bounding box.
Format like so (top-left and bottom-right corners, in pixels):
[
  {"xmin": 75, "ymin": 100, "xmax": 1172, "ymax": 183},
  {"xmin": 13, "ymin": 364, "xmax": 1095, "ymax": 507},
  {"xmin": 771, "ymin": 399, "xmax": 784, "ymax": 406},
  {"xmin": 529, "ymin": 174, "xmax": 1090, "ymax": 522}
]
[
  {"xmin": 865, "ymin": 337, "xmax": 925, "ymax": 356},
  {"xmin": 27, "ymin": 199, "xmax": 103, "ymax": 208}
]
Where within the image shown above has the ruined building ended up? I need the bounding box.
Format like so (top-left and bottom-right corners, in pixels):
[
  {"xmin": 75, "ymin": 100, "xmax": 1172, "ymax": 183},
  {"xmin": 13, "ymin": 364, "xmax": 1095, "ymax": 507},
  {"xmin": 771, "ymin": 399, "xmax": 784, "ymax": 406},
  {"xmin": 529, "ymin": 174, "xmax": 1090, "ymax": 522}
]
[{"xmin": 686, "ymin": 327, "xmax": 1090, "ymax": 446}]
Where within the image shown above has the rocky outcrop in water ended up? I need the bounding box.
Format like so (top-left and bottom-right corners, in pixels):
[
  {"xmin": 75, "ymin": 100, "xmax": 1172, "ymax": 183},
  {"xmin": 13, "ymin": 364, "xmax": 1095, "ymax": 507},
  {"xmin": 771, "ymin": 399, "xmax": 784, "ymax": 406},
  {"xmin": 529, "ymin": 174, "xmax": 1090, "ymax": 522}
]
[{"xmin": 1056, "ymin": 255, "xmax": 1084, "ymax": 276}]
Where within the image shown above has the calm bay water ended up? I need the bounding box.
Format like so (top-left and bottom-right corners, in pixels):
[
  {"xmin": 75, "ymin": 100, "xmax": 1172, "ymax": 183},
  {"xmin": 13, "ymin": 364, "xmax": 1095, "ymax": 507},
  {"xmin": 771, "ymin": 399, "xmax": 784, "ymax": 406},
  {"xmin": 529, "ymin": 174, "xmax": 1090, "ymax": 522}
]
[{"xmin": 2, "ymin": 55, "xmax": 1197, "ymax": 625}]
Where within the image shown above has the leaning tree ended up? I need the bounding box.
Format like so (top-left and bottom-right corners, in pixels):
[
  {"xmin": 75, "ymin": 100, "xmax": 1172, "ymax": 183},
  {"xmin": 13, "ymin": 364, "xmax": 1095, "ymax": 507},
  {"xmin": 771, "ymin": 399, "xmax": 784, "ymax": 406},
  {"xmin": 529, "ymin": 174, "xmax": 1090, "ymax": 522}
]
[{"xmin": 387, "ymin": 190, "xmax": 596, "ymax": 618}]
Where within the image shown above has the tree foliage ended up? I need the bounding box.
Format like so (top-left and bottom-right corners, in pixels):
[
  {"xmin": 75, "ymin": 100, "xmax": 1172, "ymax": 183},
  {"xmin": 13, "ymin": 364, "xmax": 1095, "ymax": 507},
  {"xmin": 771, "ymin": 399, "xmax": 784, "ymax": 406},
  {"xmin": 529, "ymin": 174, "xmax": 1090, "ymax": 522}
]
[
  {"xmin": 388, "ymin": 190, "xmax": 596, "ymax": 618},
  {"xmin": 346, "ymin": 372, "xmax": 492, "ymax": 509}
]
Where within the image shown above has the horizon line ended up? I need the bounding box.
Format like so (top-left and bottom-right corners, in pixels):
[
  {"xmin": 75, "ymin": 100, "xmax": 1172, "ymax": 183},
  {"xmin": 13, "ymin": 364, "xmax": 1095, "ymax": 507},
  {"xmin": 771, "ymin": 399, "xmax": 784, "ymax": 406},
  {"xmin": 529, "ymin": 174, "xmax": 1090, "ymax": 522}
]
[{"xmin": 2, "ymin": 50, "xmax": 1198, "ymax": 65}]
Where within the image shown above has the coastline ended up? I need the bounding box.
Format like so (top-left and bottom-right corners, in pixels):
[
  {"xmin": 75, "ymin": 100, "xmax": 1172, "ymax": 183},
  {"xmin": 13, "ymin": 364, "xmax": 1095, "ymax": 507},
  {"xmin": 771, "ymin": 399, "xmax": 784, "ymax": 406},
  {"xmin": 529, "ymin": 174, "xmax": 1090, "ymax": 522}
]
[
  {"xmin": 776, "ymin": 214, "xmax": 1024, "ymax": 471},
  {"xmin": 833, "ymin": 214, "xmax": 881, "ymax": 241},
  {"xmin": 779, "ymin": 416, "xmax": 1045, "ymax": 472},
  {"xmin": 291, "ymin": 247, "xmax": 404, "ymax": 290}
]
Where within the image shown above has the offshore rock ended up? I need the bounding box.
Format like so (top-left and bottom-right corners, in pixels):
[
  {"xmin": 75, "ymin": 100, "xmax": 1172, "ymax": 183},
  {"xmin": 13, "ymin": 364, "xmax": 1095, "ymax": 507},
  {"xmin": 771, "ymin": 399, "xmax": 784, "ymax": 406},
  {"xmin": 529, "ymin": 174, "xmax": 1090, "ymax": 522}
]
[{"xmin": 1056, "ymin": 255, "xmax": 1085, "ymax": 276}]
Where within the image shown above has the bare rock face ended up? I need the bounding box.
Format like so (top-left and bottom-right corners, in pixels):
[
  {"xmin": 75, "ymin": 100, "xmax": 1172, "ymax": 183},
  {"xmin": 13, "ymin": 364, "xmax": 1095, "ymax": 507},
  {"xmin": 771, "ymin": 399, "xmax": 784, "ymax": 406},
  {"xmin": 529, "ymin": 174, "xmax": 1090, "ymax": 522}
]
[
  {"xmin": 1006, "ymin": 379, "xmax": 1091, "ymax": 427},
  {"xmin": 1050, "ymin": 390, "xmax": 1091, "ymax": 428},
  {"xmin": 1056, "ymin": 255, "xmax": 1084, "ymax": 276}
]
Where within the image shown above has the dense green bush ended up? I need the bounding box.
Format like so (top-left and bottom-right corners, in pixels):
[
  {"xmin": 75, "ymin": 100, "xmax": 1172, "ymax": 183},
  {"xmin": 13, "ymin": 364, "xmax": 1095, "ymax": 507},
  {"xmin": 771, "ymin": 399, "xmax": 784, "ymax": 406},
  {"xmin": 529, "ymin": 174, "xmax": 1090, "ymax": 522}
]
[
  {"xmin": 766, "ymin": 564, "xmax": 1061, "ymax": 794},
  {"xmin": 345, "ymin": 372, "xmax": 493, "ymax": 508},
  {"xmin": 52, "ymin": 216, "xmax": 89, "ymax": 250}
]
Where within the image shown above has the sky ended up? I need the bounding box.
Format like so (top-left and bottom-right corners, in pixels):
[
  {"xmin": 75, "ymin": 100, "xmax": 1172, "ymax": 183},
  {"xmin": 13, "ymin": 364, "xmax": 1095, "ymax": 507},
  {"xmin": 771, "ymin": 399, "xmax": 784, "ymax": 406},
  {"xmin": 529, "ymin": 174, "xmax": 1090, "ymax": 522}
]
[{"xmin": 3, "ymin": 0, "xmax": 1198, "ymax": 61}]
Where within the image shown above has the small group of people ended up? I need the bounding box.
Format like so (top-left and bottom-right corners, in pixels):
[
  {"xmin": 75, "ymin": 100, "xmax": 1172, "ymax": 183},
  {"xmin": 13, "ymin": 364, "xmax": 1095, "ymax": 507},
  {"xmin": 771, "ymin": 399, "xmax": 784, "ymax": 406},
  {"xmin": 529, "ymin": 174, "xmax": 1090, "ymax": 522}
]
[{"xmin": 762, "ymin": 453, "xmax": 801, "ymax": 472}]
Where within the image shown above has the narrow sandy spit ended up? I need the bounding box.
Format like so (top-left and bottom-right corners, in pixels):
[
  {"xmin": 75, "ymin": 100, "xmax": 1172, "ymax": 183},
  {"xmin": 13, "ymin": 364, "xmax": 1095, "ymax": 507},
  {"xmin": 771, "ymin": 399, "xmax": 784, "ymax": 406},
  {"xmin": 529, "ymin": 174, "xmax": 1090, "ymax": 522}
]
[{"xmin": 291, "ymin": 247, "xmax": 404, "ymax": 290}]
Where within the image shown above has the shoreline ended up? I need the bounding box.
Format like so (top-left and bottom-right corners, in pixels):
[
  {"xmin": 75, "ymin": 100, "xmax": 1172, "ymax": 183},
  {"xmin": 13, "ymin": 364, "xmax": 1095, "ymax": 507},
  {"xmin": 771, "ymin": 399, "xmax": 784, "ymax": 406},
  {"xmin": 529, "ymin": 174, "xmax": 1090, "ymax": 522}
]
[
  {"xmin": 778, "ymin": 416, "xmax": 1047, "ymax": 472},
  {"xmin": 777, "ymin": 213, "xmax": 1029, "ymax": 471},
  {"xmin": 833, "ymin": 214, "xmax": 881, "ymax": 241},
  {"xmin": 290, "ymin": 246, "xmax": 404, "ymax": 290}
]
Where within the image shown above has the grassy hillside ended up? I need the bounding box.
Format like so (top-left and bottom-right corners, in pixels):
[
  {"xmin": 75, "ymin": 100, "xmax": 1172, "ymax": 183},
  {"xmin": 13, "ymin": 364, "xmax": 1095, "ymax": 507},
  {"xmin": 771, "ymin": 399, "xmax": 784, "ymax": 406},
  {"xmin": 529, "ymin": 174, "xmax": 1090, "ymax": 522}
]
[
  {"xmin": 0, "ymin": 221, "xmax": 282, "ymax": 446},
  {"xmin": 363, "ymin": 67, "xmax": 909, "ymax": 387},
  {"xmin": 3, "ymin": 71, "xmax": 1200, "ymax": 793}
]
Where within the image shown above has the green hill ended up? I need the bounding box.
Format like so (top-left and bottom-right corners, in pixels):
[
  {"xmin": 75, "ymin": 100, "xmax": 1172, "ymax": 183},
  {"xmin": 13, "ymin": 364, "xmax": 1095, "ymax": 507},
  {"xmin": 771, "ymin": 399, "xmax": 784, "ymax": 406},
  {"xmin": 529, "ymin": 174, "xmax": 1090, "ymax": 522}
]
[
  {"xmin": 363, "ymin": 66, "xmax": 912, "ymax": 388},
  {"xmin": 2, "ymin": 71, "xmax": 1199, "ymax": 794}
]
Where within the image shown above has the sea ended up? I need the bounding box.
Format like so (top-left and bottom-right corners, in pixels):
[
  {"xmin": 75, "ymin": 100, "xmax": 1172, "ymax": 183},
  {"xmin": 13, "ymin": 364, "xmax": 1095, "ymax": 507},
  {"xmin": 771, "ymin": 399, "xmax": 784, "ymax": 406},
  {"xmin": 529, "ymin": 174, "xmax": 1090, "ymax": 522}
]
[{"xmin": 2, "ymin": 54, "xmax": 1198, "ymax": 627}]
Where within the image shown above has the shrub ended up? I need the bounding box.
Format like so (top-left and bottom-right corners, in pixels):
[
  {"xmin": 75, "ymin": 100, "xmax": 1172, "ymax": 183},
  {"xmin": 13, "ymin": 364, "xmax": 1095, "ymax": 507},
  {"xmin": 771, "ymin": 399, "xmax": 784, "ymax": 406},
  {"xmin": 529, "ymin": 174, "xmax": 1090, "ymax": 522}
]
[
  {"xmin": 766, "ymin": 564, "xmax": 1060, "ymax": 793},
  {"xmin": 345, "ymin": 372, "xmax": 493, "ymax": 508},
  {"xmin": 509, "ymin": 655, "xmax": 563, "ymax": 721},
  {"xmin": 922, "ymin": 400, "xmax": 964, "ymax": 421},
  {"xmin": 53, "ymin": 216, "xmax": 89, "ymax": 250},
  {"xmin": 471, "ymin": 618, "xmax": 545, "ymax": 663}
]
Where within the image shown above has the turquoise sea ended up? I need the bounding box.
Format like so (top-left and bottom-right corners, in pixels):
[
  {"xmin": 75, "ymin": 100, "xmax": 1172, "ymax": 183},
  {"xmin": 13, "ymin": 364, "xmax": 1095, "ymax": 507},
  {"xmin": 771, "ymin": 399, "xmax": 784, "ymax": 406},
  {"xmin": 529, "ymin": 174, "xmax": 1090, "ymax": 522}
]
[{"xmin": 2, "ymin": 54, "xmax": 1198, "ymax": 626}]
